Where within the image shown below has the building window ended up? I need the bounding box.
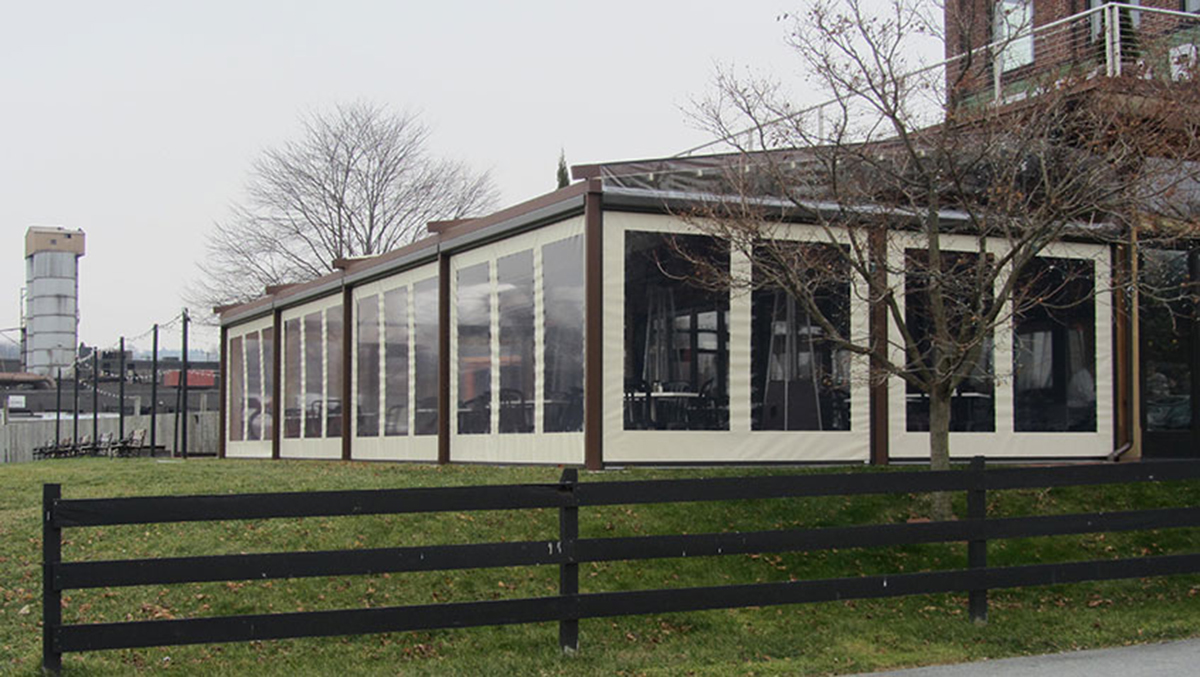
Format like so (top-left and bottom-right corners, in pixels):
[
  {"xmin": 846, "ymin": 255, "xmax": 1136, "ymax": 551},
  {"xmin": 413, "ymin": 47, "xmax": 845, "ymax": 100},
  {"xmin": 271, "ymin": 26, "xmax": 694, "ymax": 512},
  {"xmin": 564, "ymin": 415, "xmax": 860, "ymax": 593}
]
[
  {"xmin": 624, "ymin": 231, "xmax": 729, "ymax": 431},
  {"xmin": 1140, "ymin": 250, "xmax": 1193, "ymax": 432},
  {"xmin": 262, "ymin": 327, "xmax": 274, "ymax": 441},
  {"xmin": 356, "ymin": 295, "xmax": 380, "ymax": 437},
  {"xmin": 995, "ymin": 0, "xmax": 1034, "ymax": 71},
  {"xmin": 750, "ymin": 243, "xmax": 851, "ymax": 431},
  {"xmin": 303, "ymin": 312, "xmax": 324, "ymax": 438},
  {"xmin": 384, "ymin": 287, "xmax": 410, "ymax": 436},
  {"xmin": 245, "ymin": 331, "xmax": 262, "ymax": 441},
  {"xmin": 229, "ymin": 336, "xmax": 244, "ymax": 442},
  {"xmin": 1014, "ymin": 257, "xmax": 1096, "ymax": 432},
  {"xmin": 905, "ymin": 250, "xmax": 996, "ymax": 433},
  {"xmin": 498, "ymin": 250, "xmax": 535, "ymax": 434},
  {"xmin": 543, "ymin": 235, "xmax": 585, "ymax": 433},
  {"xmin": 413, "ymin": 278, "xmax": 439, "ymax": 436},
  {"xmin": 1089, "ymin": 1, "xmax": 1141, "ymax": 59},
  {"xmin": 325, "ymin": 306, "xmax": 343, "ymax": 438},
  {"xmin": 284, "ymin": 319, "xmax": 301, "ymax": 438},
  {"xmin": 458, "ymin": 262, "xmax": 492, "ymax": 435}
]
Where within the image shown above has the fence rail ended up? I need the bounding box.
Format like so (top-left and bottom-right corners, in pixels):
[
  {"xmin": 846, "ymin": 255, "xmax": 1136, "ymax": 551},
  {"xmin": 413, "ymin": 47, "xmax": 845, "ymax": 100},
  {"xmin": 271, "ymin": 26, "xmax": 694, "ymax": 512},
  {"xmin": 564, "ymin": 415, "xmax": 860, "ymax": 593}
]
[{"xmin": 42, "ymin": 458, "xmax": 1200, "ymax": 674}]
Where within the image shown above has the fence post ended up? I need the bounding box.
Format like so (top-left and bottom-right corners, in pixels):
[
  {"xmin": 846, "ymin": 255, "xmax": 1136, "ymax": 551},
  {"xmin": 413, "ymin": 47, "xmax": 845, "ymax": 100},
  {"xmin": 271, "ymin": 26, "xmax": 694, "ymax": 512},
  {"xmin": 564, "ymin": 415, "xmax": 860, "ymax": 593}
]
[
  {"xmin": 559, "ymin": 467, "xmax": 579, "ymax": 654},
  {"xmin": 43, "ymin": 483, "xmax": 62, "ymax": 675},
  {"xmin": 968, "ymin": 455, "xmax": 988, "ymax": 624}
]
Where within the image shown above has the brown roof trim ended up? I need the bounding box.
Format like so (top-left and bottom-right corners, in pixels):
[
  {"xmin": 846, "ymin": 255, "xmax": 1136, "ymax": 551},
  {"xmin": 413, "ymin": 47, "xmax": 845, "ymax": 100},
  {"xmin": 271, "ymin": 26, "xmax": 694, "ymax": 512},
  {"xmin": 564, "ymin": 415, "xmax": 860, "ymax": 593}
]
[
  {"xmin": 332, "ymin": 257, "xmax": 369, "ymax": 270},
  {"xmin": 571, "ymin": 149, "xmax": 767, "ymax": 181},
  {"xmin": 341, "ymin": 233, "xmax": 441, "ymax": 277},
  {"xmin": 437, "ymin": 182, "xmax": 589, "ymax": 244},
  {"xmin": 427, "ymin": 218, "xmax": 474, "ymax": 233}
]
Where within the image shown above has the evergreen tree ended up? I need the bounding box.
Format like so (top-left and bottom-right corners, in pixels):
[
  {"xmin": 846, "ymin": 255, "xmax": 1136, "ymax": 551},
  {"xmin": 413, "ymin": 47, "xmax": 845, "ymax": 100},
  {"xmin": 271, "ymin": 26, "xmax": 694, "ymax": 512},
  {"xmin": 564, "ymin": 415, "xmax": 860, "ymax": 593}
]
[{"xmin": 556, "ymin": 150, "xmax": 570, "ymax": 189}]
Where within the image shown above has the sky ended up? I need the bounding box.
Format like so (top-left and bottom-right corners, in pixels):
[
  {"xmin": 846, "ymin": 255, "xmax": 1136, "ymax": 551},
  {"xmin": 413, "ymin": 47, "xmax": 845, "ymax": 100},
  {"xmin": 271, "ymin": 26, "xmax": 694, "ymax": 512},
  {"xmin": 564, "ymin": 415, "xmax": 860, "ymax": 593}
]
[{"xmin": 1, "ymin": 1, "xmax": 821, "ymax": 358}]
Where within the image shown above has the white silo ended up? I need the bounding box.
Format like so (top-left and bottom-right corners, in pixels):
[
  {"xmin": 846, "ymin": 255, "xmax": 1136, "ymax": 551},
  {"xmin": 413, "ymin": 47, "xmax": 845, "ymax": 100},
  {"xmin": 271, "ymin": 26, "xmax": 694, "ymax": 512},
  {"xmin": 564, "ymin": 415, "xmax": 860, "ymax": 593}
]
[{"xmin": 23, "ymin": 226, "xmax": 85, "ymax": 377}]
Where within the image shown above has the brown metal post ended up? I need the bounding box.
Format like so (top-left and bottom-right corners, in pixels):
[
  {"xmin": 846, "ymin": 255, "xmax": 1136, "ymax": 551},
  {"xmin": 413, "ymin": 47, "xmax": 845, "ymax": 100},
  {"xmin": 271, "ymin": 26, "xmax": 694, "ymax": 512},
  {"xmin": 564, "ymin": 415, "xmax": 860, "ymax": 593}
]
[
  {"xmin": 91, "ymin": 350, "xmax": 98, "ymax": 453},
  {"xmin": 55, "ymin": 369, "xmax": 62, "ymax": 447},
  {"xmin": 438, "ymin": 251, "xmax": 451, "ymax": 464},
  {"xmin": 869, "ymin": 226, "xmax": 890, "ymax": 465},
  {"xmin": 1112, "ymin": 244, "xmax": 1132, "ymax": 457},
  {"xmin": 583, "ymin": 179, "xmax": 604, "ymax": 470},
  {"xmin": 181, "ymin": 310, "xmax": 189, "ymax": 459},
  {"xmin": 150, "ymin": 324, "xmax": 159, "ymax": 454},
  {"xmin": 272, "ymin": 309, "xmax": 283, "ymax": 460},
  {"xmin": 118, "ymin": 337, "xmax": 126, "ymax": 443},
  {"xmin": 218, "ymin": 326, "xmax": 228, "ymax": 459},
  {"xmin": 342, "ymin": 287, "xmax": 353, "ymax": 461},
  {"xmin": 72, "ymin": 364, "xmax": 79, "ymax": 449}
]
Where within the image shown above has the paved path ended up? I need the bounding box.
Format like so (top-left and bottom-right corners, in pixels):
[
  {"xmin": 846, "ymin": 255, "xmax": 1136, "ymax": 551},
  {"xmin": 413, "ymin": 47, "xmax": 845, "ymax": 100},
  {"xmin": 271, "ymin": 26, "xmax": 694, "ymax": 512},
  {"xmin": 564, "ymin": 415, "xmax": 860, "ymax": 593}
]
[{"xmin": 861, "ymin": 639, "xmax": 1200, "ymax": 676}]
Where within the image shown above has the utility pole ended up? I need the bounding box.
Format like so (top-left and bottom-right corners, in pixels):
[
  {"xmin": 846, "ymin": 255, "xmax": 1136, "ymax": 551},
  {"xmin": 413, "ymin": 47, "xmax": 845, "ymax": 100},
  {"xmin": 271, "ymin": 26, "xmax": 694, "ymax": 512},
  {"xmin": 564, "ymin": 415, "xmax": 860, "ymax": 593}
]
[
  {"xmin": 151, "ymin": 324, "xmax": 158, "ymax": 454},
  {"xmin": 181, "ymin": 310, "xmax": 189, "ymax": 459}
]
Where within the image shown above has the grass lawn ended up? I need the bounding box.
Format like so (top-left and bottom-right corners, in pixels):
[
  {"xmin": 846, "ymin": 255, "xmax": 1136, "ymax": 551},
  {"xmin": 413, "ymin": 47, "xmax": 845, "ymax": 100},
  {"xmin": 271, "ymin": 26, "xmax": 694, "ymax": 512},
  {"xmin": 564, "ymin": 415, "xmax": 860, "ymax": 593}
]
[{"xmin": 2, "ymin": 457, "xmax": 1199, "ymax": 676}]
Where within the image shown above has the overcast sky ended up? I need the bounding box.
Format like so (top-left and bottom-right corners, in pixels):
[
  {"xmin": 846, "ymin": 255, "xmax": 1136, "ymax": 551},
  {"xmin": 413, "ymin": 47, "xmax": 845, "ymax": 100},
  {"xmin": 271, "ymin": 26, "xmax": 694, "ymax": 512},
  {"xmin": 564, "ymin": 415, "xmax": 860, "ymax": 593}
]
[{"xmin": 1, "ymin": 1, "xmax": 826, "ymax": 357}]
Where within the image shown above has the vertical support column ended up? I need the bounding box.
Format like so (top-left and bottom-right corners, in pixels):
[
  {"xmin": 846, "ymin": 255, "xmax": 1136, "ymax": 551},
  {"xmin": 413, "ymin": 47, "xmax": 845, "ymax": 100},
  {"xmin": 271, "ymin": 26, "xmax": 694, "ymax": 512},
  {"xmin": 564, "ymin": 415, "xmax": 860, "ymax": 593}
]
[
  {"xmin": 342, "ymin": 287, "xmax": 354, "ymax": 461},
  {"xmin": 150, "ymin": 324, "xmax": 159, "ymax": 455},
  {"xmin": 91, "ymin": 351, "xmax": 98, "ymax": 453},
  {"xmin": 42, "ymin": 483, "xmax": 62, "ymax": 676},
  {"xmin": 583, "ymin": 179, "xmax": 604, "ymax": 470},
  {"xmin": 558, "ymin": 467, "xmax": 580, "ymax": 653},
  {"xmin": 218, "ymin": 326, "xmax": 228, "ymax": 459},
  {"xmin": 181, "ymin": 310, "xmax": 189, "ymax": 459},
  {"xmin": 438, "ymin": 250, "xmax": 452, "ymax": 464},
  {"xmin": 72, "ymin": 365, "xmax": 79, "ymax": 450},
  {"xmin": 118, "ymin": 337, "xmax": 126, "ymax": 445},
  {"xmin": 869, "ymin": 227, "xmax": 890, "ymax": 465},
  {"xmin": 1190, "ymin": 250, "xmax": 1200, "ymax": 452},
  {"xmin": 968, "ymin": 455, "xmax": 988, "ymax": 624},
  {"xmin": 54, "ymin": 369, "xmax": 62, "ymax": 447},
  {"xmin": 272, "ymin": 309, "xmax": 283, "ymax": 460},
  {"xmin": 1113, "ymin": 242, "xmax": 1137, "ymax": 460}
]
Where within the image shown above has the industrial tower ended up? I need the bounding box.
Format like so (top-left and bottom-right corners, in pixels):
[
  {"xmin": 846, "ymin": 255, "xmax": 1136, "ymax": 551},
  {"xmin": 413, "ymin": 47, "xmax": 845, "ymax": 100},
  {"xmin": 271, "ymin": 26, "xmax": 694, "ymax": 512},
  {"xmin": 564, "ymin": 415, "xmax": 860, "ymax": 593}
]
[{"xmin": 22, "ymin": 226, "xmax": 85, "ymax": 377}]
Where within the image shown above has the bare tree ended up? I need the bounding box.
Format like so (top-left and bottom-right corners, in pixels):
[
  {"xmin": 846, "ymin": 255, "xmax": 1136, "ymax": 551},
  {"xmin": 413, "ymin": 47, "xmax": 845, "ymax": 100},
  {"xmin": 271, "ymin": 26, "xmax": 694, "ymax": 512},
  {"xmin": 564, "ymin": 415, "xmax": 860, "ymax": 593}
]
[
  {"xmin": 191, "ymin": 102, "xmax": 499, "ymax": 307},
  {"xmin": 672, "ymin": 0, "xmax": 1200, "ymax": 516}
]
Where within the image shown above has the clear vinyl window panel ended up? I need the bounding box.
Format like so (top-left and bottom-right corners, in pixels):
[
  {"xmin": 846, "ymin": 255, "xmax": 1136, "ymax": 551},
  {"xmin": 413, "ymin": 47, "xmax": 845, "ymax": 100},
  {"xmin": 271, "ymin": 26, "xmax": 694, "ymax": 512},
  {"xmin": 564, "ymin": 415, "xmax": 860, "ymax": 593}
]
[
  {"xmin": 458, "ymin": 262, "xmax": 492, "ymax": 435},
  {"xmin": 904, "ymin": 250, "xmax": 996, "ymax": 433},
  {"xmin": 261, "ymin": 327, "xmax": 274, "ymax": 441},
  {"xmin": 304, "ymin": 312, "xmax": 323, "ymax": 438},
  {"xmin": 384, "ymin": 287, "xmax": 409, "ymax": 436},
  {"xmin": 1013, "ymin": 257, "xmax": 1096, "ymax": 432},
  {"xmin": 498, "ymin": 250, "xmax": 535, "ymax": 434},
  {"xmin": 325, "ymin": 305, "xmax": 343, "ymax": 438},
  {"xmin": 357, "ymin": 295, "xmax": 380, "ymax": 438},
  {"xmin": 244, "ymin": 331, "xmax": 262, "ymax": 441},
  {"xmin": 624, "ymin": 231, "xmax": 729, "ymax": 431},
  {"xmin": 750, "ymin": 243, "xmax": 851, "ymax": 431},
  {"xmin": 229, "ymin": 336, "xmax": 244, "ymax": 442},
  {"xmin": 1140, "ymin": 250, "xmax": 1193, "ymax": 432},
  {"xmin": 284, "ymin": 319, "xmax": 301, "ymax": 438},
  {"xmin": 413, "ymin": 278, "xmax": 439, "ymax": 436},
  {"xmin": 543, "ymin": 235, "xmax": 585, "ymax": 433}
]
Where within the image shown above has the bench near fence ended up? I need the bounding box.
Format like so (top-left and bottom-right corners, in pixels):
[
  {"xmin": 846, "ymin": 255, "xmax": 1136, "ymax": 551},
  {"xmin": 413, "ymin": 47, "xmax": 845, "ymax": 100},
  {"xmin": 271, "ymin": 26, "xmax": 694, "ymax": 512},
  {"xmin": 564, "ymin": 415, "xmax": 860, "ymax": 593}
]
[{"xmin": 41, "ymin": 458, "xmax": 1200, "ymax": 674}]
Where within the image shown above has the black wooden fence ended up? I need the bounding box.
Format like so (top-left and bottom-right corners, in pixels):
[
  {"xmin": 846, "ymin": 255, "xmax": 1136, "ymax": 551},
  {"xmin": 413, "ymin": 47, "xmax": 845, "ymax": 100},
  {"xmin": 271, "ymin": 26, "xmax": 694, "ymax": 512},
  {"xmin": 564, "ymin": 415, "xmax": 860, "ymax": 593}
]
[{"xmin": 42, "ymin": 458, "xmax": 1200, "ymax": 674}]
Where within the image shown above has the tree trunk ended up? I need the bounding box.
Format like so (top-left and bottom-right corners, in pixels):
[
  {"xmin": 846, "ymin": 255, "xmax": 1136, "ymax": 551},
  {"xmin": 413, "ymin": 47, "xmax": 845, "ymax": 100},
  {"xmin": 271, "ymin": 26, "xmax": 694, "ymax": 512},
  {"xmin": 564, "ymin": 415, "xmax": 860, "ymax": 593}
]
[{"xmin": 928, "ymin": 386, "xmax": 953, "ymax": 521}]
